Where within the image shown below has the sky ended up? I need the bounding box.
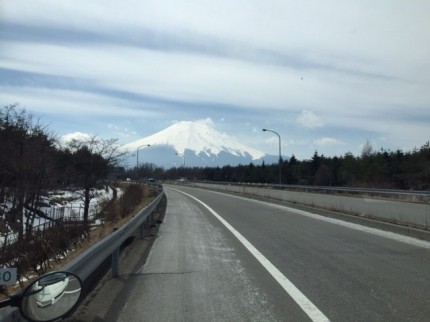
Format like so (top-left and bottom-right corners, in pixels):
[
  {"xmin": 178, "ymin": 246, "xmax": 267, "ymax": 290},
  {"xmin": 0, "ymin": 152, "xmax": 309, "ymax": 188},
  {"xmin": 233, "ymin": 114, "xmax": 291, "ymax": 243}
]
[{"xmin": 1, "ymin": 0, "xmax": 429, "ymax": 160}]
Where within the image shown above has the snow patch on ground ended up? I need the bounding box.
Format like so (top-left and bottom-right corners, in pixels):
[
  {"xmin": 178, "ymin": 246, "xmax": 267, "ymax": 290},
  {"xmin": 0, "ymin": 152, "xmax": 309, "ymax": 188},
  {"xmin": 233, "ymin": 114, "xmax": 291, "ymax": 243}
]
[{"xmin": 0, "ymin": 186, "xmax": 122, "ymax": 247}]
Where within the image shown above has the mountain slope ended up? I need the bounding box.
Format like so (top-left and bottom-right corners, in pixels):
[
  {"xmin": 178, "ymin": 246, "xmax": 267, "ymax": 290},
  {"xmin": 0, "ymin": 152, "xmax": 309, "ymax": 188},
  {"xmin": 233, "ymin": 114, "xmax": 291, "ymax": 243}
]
[{"xmin": 122, "ymin": 119, "xmax": 267, "ymax": 168}]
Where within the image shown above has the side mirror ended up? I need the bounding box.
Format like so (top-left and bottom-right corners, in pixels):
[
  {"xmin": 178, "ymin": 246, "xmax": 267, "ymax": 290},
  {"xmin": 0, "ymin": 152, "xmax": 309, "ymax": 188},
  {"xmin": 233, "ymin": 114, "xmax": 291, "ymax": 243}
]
[{"xmin": 19, "ymin": 271, "xmax": 82, "ymax": 322}]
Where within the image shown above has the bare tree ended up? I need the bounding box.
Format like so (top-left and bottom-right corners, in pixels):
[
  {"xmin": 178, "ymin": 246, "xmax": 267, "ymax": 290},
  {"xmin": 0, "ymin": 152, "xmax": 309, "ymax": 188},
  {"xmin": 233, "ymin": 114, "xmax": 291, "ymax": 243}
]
[
  {"xmin": 64, "ymin": 136, "xmax": 126, "ymax": 229},
  {"xmin": 68, "ymin": 136, "xmax": 125, "ymax": 167},
  {"xmin": 0, "ymin": 105, "xmax": 57, "ymax": 241}
]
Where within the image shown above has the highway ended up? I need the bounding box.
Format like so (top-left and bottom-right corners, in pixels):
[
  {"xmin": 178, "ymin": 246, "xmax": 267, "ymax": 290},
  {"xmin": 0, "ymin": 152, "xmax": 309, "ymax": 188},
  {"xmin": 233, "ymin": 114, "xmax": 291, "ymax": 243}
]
[{"xmin": 74, "ymin": 185, "xmax": 430, "ymax": 321}]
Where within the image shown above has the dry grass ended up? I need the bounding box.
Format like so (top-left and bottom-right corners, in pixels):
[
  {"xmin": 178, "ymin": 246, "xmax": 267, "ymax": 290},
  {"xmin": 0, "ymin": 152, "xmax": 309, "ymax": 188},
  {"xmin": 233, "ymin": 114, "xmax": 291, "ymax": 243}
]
[
  {"xmin": 59, "ymin": 191, "xmax": 155, "ymax": 265},
  {"xmin": 0, "ymin": 185, "xmax": 159, "ymax": 300}
]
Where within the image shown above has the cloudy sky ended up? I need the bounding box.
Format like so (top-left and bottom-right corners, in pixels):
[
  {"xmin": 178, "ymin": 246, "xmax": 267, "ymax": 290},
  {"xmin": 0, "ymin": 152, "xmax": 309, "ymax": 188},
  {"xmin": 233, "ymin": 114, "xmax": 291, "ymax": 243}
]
[{"xmin": 1, "ymin": 0, "xmax": 429, "ymax": 160}]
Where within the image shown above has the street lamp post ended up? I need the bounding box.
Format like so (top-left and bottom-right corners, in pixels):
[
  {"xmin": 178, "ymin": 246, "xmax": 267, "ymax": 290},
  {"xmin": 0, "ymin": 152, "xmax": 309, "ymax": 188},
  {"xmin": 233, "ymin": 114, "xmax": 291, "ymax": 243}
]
[
  {"xmin": 136, "ymin": 144, "xmax": 151, "ymax": 169},
  {"xmin": 176, "ymin": 152, "xmax": 185, "ymax": 167},
  {"xmin": 262, "ymin": 128, "xmax": 282, "ymax": 185}
]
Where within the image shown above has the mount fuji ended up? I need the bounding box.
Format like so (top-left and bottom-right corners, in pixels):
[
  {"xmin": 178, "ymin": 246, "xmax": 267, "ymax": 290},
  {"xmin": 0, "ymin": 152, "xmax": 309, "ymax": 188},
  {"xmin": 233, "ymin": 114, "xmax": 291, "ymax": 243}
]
[{"xmin": 122, "ymin": 119, "xmax": 274, "ymax": 168}]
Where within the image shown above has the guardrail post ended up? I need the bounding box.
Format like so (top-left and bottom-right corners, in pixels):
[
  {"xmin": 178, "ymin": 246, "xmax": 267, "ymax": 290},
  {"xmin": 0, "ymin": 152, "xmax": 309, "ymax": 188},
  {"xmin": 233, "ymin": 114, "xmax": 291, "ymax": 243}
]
[
  {"xmin": 111, "ymin": 227, "xmax": 120, "ymax": 277},
  {"xmin": 139, "ymin": 222, "xmax": 145, "ymax": 239},
  {"xmin": 112, "ymin": 248, "xmax": 120, "ymax": 277}
]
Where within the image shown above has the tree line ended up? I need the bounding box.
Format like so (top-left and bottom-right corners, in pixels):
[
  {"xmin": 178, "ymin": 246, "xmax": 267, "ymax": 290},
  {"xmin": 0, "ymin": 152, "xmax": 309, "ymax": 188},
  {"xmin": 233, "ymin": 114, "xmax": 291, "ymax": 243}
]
[
  {"xmin": 129, "ymin": 143, "xmax": 430, "ymax": 191},
  {"xmin": 0, "ymin": 105, "xmax": 124, "ymax": 242}
]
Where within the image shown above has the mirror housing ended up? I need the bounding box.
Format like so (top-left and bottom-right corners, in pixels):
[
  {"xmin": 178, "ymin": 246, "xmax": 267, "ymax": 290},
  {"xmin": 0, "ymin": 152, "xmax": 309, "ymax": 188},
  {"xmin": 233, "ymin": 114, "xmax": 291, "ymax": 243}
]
[{"xmin": 19, "ymin": 271, "xmax": 82, "ymax": 322}]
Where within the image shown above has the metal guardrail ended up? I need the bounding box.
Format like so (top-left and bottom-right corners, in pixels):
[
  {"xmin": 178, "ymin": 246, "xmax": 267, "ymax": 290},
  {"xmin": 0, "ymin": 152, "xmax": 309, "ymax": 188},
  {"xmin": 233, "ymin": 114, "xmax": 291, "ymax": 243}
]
[
  {"xmin": 63, "ymin": 190, "xmax": 164, "ymax": 280},
  {"xmin": 0, "ymin": 190, "xmax": 165, "ymax": 322},
  {"xmin": 272, "ymin": 184, "xmax": 430, "ymax": 197}
]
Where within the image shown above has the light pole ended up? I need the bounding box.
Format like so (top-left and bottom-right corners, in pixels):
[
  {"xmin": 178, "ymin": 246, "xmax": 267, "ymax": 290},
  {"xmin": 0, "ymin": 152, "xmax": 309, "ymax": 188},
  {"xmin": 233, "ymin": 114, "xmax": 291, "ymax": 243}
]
[
  {"xmin": 262, "ymin": 128, "xmax": 282, "ymax": 185},
  {"xmin": 176, "ymin": 152, "xmax": 185, "ymax": 167},
  {"xmin": 136, "ymin": 144, "xmax": 150, "ymax": 169}
]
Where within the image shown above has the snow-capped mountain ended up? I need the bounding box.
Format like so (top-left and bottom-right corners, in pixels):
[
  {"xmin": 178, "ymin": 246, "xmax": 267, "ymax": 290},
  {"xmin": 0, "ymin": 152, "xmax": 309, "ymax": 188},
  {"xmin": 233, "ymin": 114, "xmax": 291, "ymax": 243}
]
[{"xmin": 122, "ymin": 119, "xmax": 270, "ymax": 168}]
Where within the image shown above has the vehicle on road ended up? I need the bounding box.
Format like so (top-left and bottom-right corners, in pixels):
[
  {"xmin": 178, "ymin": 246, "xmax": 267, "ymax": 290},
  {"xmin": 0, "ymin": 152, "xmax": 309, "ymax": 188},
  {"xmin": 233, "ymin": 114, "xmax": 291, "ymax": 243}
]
[{"xmin": 32, "ymin": 273, "xmax": 70, "ymax": 308}]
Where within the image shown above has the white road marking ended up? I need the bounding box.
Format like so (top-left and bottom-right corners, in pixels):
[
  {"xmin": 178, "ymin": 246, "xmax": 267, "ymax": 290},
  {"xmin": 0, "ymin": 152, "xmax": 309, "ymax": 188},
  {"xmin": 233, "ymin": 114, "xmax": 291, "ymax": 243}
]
[
  {"xmin": 173, "ymin": 188, "xmax": 331, "ymax": 322},
  {"xmin": 210, "ymin": 190, "xmax": 430, "ymax": 250},
  {"xmin": 195, "ymin": 187, "xmax": 430, "ymax": 249},
  {"xmin": 269, "ymin": 203, "xmax": 430, "ymax": 249}
]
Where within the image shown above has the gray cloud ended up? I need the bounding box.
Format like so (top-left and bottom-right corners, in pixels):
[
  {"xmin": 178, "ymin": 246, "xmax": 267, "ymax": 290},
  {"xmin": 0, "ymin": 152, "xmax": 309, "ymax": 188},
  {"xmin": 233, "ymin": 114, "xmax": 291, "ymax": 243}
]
[
  {"xmin": 1, "ymin": 0, "xmax": 429, "ymax": 158},
  {"xmin": 0, "ymin": 21, "xmax": 397, "ymax": 82}
]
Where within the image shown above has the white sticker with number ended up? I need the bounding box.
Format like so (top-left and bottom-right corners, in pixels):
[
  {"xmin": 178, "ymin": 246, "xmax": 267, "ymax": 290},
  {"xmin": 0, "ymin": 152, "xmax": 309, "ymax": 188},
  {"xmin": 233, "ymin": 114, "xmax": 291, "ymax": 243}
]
[{"xmin": 0, "ymin": 268, "xmax": 17, "ymax": 285}]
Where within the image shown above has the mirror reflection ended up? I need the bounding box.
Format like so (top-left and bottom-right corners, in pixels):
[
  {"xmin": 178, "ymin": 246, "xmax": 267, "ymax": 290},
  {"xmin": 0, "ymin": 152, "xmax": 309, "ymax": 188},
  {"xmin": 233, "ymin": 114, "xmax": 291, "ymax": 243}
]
[{"xmin": 20, "ymin": 272, "xmax": 82, "ymax": 322}]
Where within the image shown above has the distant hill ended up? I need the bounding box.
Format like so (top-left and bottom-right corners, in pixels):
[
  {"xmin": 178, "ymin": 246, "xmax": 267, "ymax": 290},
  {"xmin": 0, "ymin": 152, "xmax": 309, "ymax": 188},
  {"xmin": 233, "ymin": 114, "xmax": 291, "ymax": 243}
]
[{"xmin": 122, "ymin": 119, "xmax": 277, "ymax": 168}]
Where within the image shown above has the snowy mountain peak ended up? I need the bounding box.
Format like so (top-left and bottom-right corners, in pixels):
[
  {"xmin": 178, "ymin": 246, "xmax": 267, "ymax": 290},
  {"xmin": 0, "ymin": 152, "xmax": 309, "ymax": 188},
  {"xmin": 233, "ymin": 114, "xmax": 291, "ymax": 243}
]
[{"xmin": 123, "ymin": 118, "xmax": 265, "ymax": 160}]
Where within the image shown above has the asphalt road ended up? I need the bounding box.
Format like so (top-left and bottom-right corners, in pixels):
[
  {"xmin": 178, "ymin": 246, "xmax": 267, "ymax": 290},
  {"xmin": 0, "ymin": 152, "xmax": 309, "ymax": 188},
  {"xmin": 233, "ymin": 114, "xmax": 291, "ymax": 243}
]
[
  {"xmin": 193, "ymin": 182, "xmax": 430, "ymax": 228},
  {"xmin": 79, "ymin": 185, "xmax": 430, "ymax": 321}
]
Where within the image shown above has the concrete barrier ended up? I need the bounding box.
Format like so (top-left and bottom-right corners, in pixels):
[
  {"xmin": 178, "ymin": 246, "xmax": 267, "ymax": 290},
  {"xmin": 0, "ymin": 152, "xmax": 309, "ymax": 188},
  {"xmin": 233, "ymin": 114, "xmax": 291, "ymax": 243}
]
[{"xmin": 192, "ymin": 183, "xmax": 430, "ymax": 230}]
